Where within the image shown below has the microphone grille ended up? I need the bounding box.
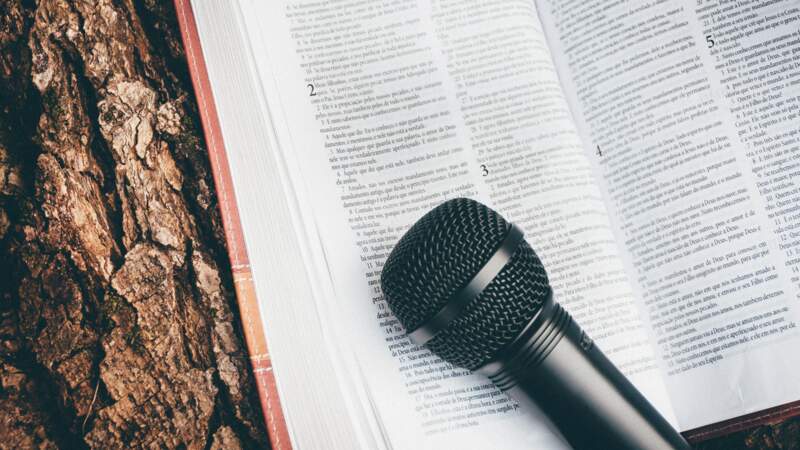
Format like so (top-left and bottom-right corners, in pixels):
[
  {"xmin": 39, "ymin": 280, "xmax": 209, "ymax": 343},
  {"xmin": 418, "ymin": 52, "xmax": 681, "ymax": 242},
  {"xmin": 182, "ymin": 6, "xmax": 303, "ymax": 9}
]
[{"xmin": 381, "ymin": 198, "xmax": 550, "ymax": 370}]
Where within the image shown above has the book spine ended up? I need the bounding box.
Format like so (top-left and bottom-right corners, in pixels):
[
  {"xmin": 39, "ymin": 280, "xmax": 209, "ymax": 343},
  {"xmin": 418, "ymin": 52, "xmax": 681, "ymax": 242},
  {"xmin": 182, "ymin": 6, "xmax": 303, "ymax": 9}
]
[{"xmin": 173, "ymin": 1, "xmax": 292, "ymax": 448}]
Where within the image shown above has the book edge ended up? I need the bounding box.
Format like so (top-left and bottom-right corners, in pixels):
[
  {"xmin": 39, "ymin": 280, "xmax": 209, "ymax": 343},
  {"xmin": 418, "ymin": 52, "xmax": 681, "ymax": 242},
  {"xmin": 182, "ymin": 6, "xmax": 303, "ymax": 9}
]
[
  {"xmin": 172, "ymin": 1, "xmax": 293, "ymax": 448},
  {"xmin": 683, "ymin": 399, "xmax": 800, "ymax": 443}
]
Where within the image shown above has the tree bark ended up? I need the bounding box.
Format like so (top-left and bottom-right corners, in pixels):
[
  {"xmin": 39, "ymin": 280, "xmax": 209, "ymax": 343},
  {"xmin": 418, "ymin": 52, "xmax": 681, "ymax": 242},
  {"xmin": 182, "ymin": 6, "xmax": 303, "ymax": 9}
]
[
  {"xmin": 0, "ymin": 0, "xmax": 266, "ymax": 448},
  {"xmin": 0, "ymin": 1, "xmax": 797, "ymax": 449}
]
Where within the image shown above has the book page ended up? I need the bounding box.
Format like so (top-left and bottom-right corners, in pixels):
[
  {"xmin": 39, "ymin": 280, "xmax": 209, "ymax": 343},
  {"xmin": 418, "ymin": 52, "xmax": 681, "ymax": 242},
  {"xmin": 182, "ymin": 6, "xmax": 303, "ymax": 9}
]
[
  {"xmin": 238, "ymin": 0, "xmax": 674, "ymax": 448},
  {"xmin": 538, "ymin": 0, "xmax": 800, "ymax": 431}
]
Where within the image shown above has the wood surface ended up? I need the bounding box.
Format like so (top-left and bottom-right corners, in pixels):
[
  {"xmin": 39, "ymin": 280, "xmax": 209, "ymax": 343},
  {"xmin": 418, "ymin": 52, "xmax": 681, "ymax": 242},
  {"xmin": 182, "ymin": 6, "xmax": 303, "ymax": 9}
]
[{"xmin": 0, "ymin": 0, "xmax": 796, "ymax": 448}]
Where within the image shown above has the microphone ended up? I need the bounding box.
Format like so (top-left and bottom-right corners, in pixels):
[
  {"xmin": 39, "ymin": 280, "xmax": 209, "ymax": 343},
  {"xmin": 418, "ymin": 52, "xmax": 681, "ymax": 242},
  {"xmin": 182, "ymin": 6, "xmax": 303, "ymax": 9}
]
[{"xmin": 380, "ymin": 198, "xmax": 690, "ymax": 450}]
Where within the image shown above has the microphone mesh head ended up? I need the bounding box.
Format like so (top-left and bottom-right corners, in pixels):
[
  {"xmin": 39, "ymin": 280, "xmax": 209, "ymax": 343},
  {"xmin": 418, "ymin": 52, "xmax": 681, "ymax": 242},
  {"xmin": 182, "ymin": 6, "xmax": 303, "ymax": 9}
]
[{"xmin": 381, "ymin": 198, "xmax": 550, "ymax": 370}]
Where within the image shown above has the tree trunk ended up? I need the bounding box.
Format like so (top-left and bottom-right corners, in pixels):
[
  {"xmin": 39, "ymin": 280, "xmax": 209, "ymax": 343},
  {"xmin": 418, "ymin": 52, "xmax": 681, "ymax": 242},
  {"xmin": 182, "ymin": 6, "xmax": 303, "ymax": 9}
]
[
  {"xmin": 0, "ymin": 0, "xmax": 266, "ymax": 448},
  {"xmin": 0, "ymin": 1, "xmax": 798, "ymax": 449}
]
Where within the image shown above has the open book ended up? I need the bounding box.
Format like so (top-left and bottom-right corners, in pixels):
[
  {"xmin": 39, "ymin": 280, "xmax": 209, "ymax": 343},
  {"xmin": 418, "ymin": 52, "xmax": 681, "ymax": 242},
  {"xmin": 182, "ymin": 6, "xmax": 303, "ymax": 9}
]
[{"xmin": 176, "ymin": 0, "xmax": 800, "ymax": 448}]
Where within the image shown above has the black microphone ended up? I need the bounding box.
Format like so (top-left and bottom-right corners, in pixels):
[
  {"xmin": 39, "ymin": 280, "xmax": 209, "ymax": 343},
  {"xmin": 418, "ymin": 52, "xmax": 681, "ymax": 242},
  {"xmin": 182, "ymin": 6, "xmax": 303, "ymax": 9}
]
[{"xmin": 380, "ymin": 198, "xmax": 690, "ymax": 450}]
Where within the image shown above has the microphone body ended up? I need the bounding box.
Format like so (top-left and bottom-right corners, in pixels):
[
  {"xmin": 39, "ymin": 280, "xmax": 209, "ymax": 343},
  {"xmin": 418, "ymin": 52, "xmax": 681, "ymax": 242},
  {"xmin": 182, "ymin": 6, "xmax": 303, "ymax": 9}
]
[{"xmin": 478, "ymin": 294, "xmax": 690, "ymax": 450}]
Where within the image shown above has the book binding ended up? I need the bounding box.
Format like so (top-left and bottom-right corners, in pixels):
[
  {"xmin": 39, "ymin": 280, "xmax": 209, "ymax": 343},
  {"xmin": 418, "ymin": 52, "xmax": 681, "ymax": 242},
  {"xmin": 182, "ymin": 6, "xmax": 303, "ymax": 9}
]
[{"xmin": 173, "ymin": 1, "xmax": 292, "ymax": 448}]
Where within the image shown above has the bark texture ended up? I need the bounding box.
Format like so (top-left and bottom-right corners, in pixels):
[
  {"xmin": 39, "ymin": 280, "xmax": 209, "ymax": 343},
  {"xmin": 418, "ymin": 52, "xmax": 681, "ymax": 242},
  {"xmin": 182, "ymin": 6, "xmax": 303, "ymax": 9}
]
[
  {"xmin": 0, "ymin": 0, "xmax": 266, "ymax": 448},
  {"xmin": 0, "ymin": 1, "xmax": 797, "ymax": 449}
]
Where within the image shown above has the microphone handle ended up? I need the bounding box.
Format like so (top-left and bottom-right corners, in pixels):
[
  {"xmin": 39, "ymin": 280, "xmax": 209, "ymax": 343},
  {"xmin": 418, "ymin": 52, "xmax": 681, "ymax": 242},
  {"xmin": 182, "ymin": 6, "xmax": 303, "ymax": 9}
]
[{"xmin": 478, "ymin": 298, "xmax": 691, "ymax": 450}]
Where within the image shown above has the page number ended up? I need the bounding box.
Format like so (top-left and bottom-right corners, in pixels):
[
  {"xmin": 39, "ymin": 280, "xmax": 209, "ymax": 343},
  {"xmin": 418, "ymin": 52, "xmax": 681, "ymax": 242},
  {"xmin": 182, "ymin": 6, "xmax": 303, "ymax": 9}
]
[
  {"xmin": 705, "ymin": 35, "xmax": 714, "ymax": 48},
  {"xmin": 480, "ymin": 164, "xmax": 489, "ymax": 176},
  {"xmin": 596, "ymin": 145, "xmax": 602, "ymax": 157},
  {"xmin": 307, "ymin": 83, "xmax": 316, "ymax": 96}
]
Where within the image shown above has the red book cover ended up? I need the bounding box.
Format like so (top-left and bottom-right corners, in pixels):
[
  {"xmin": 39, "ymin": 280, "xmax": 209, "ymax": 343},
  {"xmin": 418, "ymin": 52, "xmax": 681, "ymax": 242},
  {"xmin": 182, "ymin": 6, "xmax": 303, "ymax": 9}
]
[
  {"xmin": 683, "ymin": 399, "xmax": 800, "ymax": 443},
  {"xmin": 173, "ymin": 1, "xmax": 292, "ymax": 449}
]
